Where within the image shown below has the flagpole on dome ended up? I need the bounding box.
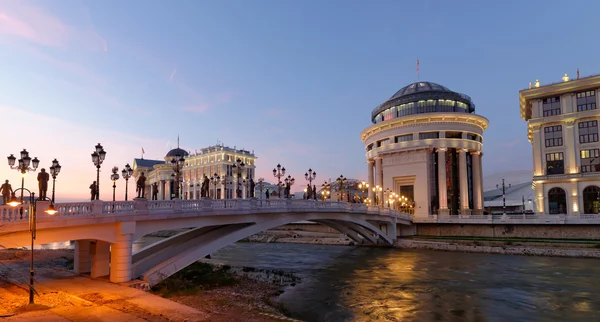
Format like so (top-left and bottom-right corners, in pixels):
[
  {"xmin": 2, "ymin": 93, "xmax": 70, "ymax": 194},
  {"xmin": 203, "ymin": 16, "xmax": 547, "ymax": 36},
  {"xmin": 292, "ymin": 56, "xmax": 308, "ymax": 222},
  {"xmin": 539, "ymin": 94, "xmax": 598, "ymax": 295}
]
[
  {"xmin": 141, "ymin": 147, "xmax": 145, "ymax": 160},
  {"xmin": 416, "ymin": 58, "xmax": 420, "ymax": 82}
]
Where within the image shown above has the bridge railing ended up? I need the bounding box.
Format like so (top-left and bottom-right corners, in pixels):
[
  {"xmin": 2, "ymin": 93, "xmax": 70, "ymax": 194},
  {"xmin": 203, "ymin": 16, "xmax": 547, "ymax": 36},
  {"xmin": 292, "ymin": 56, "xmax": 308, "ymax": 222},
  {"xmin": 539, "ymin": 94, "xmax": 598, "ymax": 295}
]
[
  {"xmin": 414, "ymin": 213, "xmax": 600, "ymax": 224},
  {"xmin": 0, "ymin": 198, "xmax": 413, "ymax": 224}
]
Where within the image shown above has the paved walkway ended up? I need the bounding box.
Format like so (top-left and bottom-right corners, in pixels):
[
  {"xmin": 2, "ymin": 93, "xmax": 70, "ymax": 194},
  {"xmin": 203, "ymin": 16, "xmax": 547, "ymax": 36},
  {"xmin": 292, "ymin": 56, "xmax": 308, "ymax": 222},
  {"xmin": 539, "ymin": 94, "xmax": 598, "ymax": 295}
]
[{"xmin": 2, "ymin": 275, "xmax": 207, "ymax": 321}]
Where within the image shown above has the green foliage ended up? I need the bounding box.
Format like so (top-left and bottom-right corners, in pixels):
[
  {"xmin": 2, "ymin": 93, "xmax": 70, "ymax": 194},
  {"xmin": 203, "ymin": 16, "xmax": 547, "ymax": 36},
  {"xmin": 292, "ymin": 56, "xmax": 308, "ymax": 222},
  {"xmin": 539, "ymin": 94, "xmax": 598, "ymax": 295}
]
[{"xmin": 152, "ymin": 262, "xmax": 238, "ymax": 297}]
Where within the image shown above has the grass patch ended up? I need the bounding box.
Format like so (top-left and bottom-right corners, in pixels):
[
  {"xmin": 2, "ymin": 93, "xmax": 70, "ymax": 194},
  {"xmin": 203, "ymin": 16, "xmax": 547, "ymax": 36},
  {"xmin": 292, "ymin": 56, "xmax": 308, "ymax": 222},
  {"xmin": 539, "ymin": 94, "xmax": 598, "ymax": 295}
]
[{"xmin": 152, "ymin": 262, "xmax": 238, "ymax": 297}]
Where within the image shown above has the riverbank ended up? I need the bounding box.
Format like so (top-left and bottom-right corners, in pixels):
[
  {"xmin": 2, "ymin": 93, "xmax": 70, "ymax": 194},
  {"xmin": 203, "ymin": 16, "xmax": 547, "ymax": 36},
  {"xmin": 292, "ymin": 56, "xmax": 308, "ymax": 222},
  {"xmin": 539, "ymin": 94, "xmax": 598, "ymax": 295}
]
[
  {"xmin": 242, "ymin": 229, "xmax": 353, "ymax": 246},
  {"xmin": 0, "ymin": 249, "xmax": 298, "ymax": 321}
]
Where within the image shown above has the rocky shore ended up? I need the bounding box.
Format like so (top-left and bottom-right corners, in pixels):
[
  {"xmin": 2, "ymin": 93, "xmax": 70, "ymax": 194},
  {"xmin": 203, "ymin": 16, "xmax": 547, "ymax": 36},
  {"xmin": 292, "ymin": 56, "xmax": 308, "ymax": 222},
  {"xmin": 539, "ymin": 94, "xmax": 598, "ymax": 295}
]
[{"xmin": 243, "ymin": 229, "xmax": 353, "ymax": 246}]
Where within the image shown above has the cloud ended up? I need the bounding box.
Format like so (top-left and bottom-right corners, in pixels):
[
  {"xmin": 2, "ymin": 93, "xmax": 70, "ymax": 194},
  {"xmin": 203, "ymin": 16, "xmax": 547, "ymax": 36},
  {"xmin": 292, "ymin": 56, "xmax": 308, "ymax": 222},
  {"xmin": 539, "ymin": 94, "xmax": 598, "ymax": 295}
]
[
  {"xmin": 182, "ymin": 104, "xmax": 210, "ymax": 114},
  {"xmin": 0, "ymin": 1, "xmax": 107, "ymax": 52},
  {"xmin": 169, "ymin": 68, "xmax": 177, "ymax": 83}
]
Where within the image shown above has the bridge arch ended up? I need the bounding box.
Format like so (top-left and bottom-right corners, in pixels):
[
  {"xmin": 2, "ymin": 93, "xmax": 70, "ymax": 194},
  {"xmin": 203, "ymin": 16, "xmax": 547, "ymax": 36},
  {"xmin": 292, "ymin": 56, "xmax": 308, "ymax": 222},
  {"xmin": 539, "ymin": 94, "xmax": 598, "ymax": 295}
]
[{"xmin": 133, "ymin": 212, "xmax": 395, "ymax": 286}]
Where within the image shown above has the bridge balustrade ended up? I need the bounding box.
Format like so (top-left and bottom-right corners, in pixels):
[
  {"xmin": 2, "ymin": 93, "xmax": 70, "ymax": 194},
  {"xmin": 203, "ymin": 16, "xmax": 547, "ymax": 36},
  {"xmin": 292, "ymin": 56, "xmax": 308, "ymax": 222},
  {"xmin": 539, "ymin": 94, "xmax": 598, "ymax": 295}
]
[{"xmin": 0, "ymin": 204, "xmax": 28, "ymax": 221}]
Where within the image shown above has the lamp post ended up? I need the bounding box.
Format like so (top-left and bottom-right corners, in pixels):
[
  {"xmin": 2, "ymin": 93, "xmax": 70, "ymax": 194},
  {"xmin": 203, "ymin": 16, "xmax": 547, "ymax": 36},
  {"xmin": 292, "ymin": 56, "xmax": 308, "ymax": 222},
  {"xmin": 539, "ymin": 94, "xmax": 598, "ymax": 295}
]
[
  {"xmin": 170, "ymin": 152, "xmax": 185, "ymax": 199},
  {"xmin": 336, "ymin": 175, "xmax": 347, "ymax": 202},
  {"xmin": 7, "ymin": 189, "xmax": 56, "ymax": 304},
  {"xmin": 321, "ymin": 181, "xmax": 331, "ymax": 200},
  {"xmin": 91, "ymin": 143, "xmax": 107, "ymax": 200},
  {"xmin": 305, "ymin": 168, "xmax": 317, "ymax": 187},
  {"xmin": 256, "ymin": 178, "xmax": 265, "ymax": 200},
  {"xmin": 384, "ymin": 188, "xmax": 391, "ymax": 208},
  {"xmin": 284, "ymin": 175, "xmax": 295, "ymax": 199},
  {"xmin": 7, "ymin": 149, "xmax": 40, "ymax": 218},
  {"xmin": 358, "ymin": 181, "xmax": 369, "ymax": 203},
  {"xmin": 373, "ymin": 185, "xmax": 382, "ymax": 206},
  {"xmin": 496, "ymin": 179, "xmax": 511, "ymax": 215},
  {"xmin": 273, "ymin": 164, "xmax": 286, "ymax": 198},
  {"xmin": 110, "ymin": 166, "xmax": 119, "ymax": 202},
  {"xmin": 210, "ymin": 173, "xmax": 221, "ymax": 199},
  {"xmin": 232, "ymin": 158, "xmax": 246, "ymax": 199},
  {"xmin": 121, "ymin": 163, "xmax": 133, "ymax": 201},
  {"xmin": 48, "ymin": 159, "xmax": 61, "ymax": 204}
]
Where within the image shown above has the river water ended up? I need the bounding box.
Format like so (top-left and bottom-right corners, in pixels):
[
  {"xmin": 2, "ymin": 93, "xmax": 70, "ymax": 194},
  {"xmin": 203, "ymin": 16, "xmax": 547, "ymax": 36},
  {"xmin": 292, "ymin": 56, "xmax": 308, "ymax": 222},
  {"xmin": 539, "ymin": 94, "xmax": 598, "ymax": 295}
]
[{"xmin": 204, "ymin": 243, "xmax": 600, "ymax": 322}]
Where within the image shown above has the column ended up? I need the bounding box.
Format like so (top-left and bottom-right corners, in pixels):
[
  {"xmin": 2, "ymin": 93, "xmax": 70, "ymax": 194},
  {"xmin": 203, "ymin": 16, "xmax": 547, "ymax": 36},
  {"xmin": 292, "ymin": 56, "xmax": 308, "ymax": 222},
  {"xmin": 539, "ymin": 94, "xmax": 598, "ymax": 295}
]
[
  {"xmin": 110, "ymin": 222, "xmax": 135, "ymax": 283},
  {"xmin": 367, "ymin": 160, "xmax": 374, "ymax": 203},
  {"xmin": 74, "ymin": 240, "xmax": 91, "ymax": 274},
  {"xmin": 376, "ymin": 157, "xmax": 384, "ymax": 204},
  {"xmin": 437, "ymin": 148, "xmax": 448, "ymax": 213},
  {"xmin": 221, "ymin": 183, "xmax": 226, "ymax": 199},
  {"xmin": 242, "ymin": 182, "xmax": 247, "ymax": 199},
  {"xmin": 90, "ymin": 240, "xmax": 110, "ymax": 278},
  {"xmin": 564, "ymin": 120, "xmax": 577, "ymax": 174},
  {"xmin": 158, "ymin": 180, "xmax": 164, "ymax": 200},
  {"xmin": 531, "ymin": 126, "xmax": 543, "ymax": 176},
  {"xmin": 459, "ymin": 149, "xmax": 469, "ymax": 212},
  {"xmin": 472, "ymin": 151, "xmax": 483, "ymax": 210},
  {"xmin": 534, "ymin": 182, "xmax": 544, "ymax": 214}
]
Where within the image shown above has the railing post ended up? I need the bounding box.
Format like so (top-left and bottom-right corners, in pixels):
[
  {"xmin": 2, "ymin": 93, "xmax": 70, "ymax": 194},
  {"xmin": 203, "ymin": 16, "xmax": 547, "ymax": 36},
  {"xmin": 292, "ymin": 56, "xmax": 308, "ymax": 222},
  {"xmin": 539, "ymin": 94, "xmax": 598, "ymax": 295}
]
[
  {"xmin": 201, "ymin": 198, "xmax": 213, "ymax": 210},
  {"xmin": 173, "ymin": 199, "xmax": 182, "ymax": 212},
  {"xmin": 91, "ymin": 200, "xmax": 104, "ymax": 215},
  {"xmin": 134, "ymin": 198, "xmax": 148, "ymax": 215}
]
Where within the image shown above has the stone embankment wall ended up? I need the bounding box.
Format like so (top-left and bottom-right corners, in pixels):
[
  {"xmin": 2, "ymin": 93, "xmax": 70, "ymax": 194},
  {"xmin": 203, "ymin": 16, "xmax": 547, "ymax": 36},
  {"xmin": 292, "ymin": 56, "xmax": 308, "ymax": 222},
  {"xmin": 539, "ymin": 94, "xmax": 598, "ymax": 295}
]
[
  {"xmin": 417, "ymin": 224, "xmax": 600, "ymax": 240},
  {"xmin": 397, "ymin": 239, "xmax": 600, "ymax": 258}
]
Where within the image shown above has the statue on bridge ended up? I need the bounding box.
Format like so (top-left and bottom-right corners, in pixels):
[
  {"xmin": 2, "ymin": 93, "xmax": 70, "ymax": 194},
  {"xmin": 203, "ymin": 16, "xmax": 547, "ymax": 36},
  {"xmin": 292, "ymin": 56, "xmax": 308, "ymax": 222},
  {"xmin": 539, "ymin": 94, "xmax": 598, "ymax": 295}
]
[
  {"xmin": 285, "ymin": 182, "xmax": 291, "ymax": 199},
  {"xmin": 89, "ymin": 181, "xmax": 97, "ymax": 201},
  {"xmin": 152, "ymin": 182, "xmax": 158, "ymax": 200},
  {"xmin": 201, "ymin": 175, "xmax": 210, "ymax": 198},
  {"xmin": 249, "ymin": 178, "xmax": 255, "ymax": 198},
  {"xmin": 37, "ymin": 168, "xmax": 50, "ymax": 200},
  {"xmin": 136, "ymin": 172, "xmax": 147, "ymax": 198}
]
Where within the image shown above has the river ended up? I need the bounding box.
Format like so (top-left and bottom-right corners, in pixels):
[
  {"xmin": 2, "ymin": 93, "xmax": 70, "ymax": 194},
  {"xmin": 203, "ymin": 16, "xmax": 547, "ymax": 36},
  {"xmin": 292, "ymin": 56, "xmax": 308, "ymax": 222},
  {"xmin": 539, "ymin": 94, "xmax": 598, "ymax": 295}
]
[
  {"xmin": 204, "ymin": 243, "xmax": 600, "ymax": 322},
  {"xmin": 38, "ymin": 240, "xmax": 600, "ymax": 321}
]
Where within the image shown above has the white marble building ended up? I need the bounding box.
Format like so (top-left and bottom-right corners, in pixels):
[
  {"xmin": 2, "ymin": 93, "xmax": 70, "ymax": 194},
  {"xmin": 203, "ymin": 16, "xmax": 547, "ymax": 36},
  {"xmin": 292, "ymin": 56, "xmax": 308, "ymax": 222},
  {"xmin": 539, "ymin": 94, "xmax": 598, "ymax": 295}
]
[{"xmin": 361, "ymin": 82, "xmax": 489, "ymax": 217}]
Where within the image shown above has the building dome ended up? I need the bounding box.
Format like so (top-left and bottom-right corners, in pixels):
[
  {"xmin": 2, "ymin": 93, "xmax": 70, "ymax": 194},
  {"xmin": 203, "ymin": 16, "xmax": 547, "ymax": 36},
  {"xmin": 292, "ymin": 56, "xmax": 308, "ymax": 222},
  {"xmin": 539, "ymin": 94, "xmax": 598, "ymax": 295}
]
[
  {"xmin": 165, "ymin": 148, "xmax": 189, "ymax": 158},
  {"xmin": 371, "ymin": 81, "xmax": 476, "ymax": 124}
]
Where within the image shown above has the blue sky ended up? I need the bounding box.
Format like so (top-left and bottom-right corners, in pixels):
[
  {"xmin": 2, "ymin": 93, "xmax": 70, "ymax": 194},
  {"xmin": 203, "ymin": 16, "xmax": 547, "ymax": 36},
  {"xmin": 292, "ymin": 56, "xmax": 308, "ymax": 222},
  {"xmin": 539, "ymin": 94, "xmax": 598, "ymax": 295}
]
[{"xmin": 0, "ymin": 0, "xmax": 599, "ymax": 200}]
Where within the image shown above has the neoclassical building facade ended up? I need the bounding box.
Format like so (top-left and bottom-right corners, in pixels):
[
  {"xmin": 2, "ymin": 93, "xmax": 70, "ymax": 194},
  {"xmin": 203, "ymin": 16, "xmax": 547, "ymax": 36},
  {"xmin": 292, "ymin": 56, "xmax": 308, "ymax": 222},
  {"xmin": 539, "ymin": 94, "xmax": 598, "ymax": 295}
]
[
  {"xmin": 132, "ymin": 144, "xmax": 257, "ymax": 200},
  {"xmin": 520, "ymin": 74, "xmax": 600, "ymax": 215},
  {"xmin": 361, "ymin": 82, "xmax": 489, "ymax": 217}
]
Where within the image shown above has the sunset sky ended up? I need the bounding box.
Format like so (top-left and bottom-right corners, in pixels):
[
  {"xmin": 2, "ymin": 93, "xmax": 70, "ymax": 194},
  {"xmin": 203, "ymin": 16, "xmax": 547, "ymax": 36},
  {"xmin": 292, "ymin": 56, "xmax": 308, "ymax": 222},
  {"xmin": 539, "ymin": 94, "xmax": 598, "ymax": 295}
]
[{"xmin": 1, "ymin": 0, "xmax": 599, "ymax": 201}]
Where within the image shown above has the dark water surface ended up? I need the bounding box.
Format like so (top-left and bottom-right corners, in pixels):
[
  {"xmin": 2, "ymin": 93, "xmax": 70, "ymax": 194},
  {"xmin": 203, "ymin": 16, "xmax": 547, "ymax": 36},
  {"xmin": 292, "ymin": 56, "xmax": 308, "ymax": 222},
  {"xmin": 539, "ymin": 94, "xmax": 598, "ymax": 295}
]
[{"xmin": 205, "ymin": 243, "xmax": 600, "ymax": 322}]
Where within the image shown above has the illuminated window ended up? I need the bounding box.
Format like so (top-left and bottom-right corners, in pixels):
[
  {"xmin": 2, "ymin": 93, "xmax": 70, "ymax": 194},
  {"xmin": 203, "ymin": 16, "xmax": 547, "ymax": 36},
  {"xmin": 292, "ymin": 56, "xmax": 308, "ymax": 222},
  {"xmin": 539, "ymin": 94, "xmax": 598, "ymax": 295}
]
[
  {"xmin": 544, "ymin": 125, "xmax": 563, "ymax": 147},
  {"xmin": 546, "ymin": 152, "xmax": 564, "ymax": 175},
  {"xmin": 580, "ymin": 148, "xmax": 600, "ymax": 173}
]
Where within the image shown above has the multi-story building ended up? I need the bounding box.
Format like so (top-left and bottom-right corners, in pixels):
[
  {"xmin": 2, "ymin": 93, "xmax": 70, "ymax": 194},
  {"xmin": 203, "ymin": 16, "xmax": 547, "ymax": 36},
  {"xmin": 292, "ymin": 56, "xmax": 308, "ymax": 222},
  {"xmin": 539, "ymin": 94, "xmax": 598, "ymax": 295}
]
[
  {"xmin": 520, "ymin": 74, "xmax": 600, "ymax": 215},
  {"xmin": 361, "ymin": 82, "xmax": 489, "ymax": 217},
  {"xmin": 132, "ymin": 144, "xmax": 257, "ymax": 200}
]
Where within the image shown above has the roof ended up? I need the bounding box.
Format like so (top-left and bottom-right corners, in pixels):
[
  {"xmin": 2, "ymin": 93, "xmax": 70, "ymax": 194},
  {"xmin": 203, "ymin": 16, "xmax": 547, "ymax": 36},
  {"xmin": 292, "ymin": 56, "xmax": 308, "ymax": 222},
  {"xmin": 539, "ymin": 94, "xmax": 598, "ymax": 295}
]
[
  {"xmin": 133, "ymin": 158, "xmax": 164, "ymax": 168},
  {"xmin": 165, "ymin": 148, "xmax": 189, "ymax": 158},
  {"xmin": 371, "ymin": 81, "xmax": 475, "ymax": 121}
]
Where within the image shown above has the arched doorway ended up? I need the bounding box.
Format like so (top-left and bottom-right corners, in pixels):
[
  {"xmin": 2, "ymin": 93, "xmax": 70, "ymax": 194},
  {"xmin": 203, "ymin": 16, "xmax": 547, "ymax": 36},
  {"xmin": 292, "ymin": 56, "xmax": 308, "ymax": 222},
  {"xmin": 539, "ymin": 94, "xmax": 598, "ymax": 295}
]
[
  {"xmin": 548, "ymin": 187, "xmax": 566, "ymax": 214},
  {"xmin": 582, "ymin": 186, "xmax": 600, "ymax": 214}
]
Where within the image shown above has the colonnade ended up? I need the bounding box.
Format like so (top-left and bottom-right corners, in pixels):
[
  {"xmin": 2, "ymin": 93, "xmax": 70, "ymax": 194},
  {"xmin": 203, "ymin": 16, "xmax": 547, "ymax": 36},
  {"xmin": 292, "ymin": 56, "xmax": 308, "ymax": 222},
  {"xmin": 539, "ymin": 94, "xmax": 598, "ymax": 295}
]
[{"xmin": 366, "ymin": 148, "xmax": 484, "ymax": 215}]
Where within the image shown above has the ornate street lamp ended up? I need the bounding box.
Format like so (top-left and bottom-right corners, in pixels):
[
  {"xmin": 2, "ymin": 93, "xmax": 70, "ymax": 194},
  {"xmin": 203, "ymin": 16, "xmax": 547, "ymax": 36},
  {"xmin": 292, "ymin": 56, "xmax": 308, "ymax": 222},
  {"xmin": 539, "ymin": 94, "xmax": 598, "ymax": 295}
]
[
  {"xmin": 210, "ymin": 173, "xmax": 221, "ymax": 199},
  {"xmin": 8, "ymin": 189, "xmax": 56, "ymax": 304},
  {"xmin": 170, "ymin": 153, "xmax": 185, "ymax": 199},
  {"xmin": 358, "ymin": 181, "xmax": 369, "ymax": 203},
  {"xmin": 496, "ymin": 179, "xmax": 512, "ymax": 215},
  {"xmin": 373, "ymin": 185, "xmax": 382, "ymax": 206},
  {"xmin": 49, "ymin": 159, "xmax": 61, "ymax": 204},
  {"xmin": 305, "ymin": 168, "xmax": 317, "ymax": 187},
  {"xmin": 91, "ymin": 143, "xmax": 107, "ymax": 200},
  {"xmin": 121, "ymin": 163, "xmax": 133, "ymax": 201},
  {"xmin": 232, "ymin": 158, "xmax": 246, "ymax": 199},
  {"xmin": 272, "ymin": 164, "xmax": 286, "ymax": 198},
  {"xmin": 110, "ymin": 166, "xmax": 119, "ymax": 202},
  {"xmin": 7, "ymin": 149, "xmax": 40, "ymax": 218},
  {"xmin": 336, "ymin": 175, "xmax": 347, "ymax": 202},
  {"xmin": 321, "ymin": 181, "xmax": 331, "ymax": 201},
  {"xmin": 284, "ymin": 175, "xmax": 295, "ymax": 199},
  {"xmin": 256, "ymin": 178, "xmax": 265, "ymax": 200}
]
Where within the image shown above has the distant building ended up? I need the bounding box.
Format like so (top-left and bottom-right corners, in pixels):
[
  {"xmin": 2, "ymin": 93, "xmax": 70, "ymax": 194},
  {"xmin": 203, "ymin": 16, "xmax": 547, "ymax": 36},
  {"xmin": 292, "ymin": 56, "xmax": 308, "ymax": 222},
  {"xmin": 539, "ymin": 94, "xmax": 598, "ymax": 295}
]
[
  {"xmin": 483, "ymin": 181, "xmax": 536, "ymax": 214},
  {"xmin": 361, "ymin": 82, "xmax": 489, "ymax": 217},
  {"xmin": 132, "ymin": 144, "xmax": 256, "ymax": 200},
  {"xmin": 520, "ymin": 74, "xmax": 600, "ymax": 214}
]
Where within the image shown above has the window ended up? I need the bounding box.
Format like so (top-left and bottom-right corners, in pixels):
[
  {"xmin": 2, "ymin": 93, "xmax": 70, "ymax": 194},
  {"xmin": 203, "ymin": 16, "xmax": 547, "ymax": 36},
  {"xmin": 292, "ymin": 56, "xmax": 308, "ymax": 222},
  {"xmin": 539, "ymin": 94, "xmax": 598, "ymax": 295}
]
[
  {"xmin": 395, "ymin": 134, "xmax": 413, "ymax": 143},
  {"xmin": 542, "ymin": 96, "xmax": 561, "ymax": 117},
  {"xmin": 579, "ymin": 120, "xmax": 599, "ymax": 144},
  {"xmin": 544, "ymin": 125, "xmax": 563, "ymax": 147},
  {"xmin": 419, "ymin": 132, "xmax": 440, "ymax": 139},
  {"xmin": 580, "ymin": 148, "xmax": 600, "ymax": 173},
  {"xmin": 576, "ymin": 90, "xmax": 597, "ymax": 112},
  {"xmin": 466, "ymin": 133, "xmax": 481, "ymax": 142},
  {"xmin": 546, "ymin": 152, "xmax": 564, "ymax": 175},
  {"xmin": 376, "ymin": 139, "xmax": 389, "ymax": 147},
  {"xmin": 446, "ymin": 131, "xmax": 462, "ymax": 139}
]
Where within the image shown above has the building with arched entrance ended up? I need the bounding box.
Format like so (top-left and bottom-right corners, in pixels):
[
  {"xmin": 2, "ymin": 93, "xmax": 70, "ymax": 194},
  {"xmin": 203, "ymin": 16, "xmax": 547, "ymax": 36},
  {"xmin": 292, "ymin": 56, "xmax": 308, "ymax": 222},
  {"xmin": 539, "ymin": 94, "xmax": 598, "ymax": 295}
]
[
  {"xmin": 520, "ymin": 74, "xmax": 600, "ymax": 214},
  {"xmin": 361, "ymin": 82, "xmax": 489, "ymax": 217}
]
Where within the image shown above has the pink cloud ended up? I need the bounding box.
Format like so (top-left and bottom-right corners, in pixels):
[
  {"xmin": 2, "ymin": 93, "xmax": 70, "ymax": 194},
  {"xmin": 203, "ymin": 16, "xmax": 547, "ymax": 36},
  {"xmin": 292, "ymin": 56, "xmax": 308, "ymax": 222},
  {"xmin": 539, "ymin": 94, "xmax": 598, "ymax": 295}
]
[
  {"xmin": 169, "ymin": 68, "xmax": 177, "ymax": 83},
  {"xmin": 0, "ymin": 1, "xmax": 107, "ymax": 52},
  {"xmin": 182, "ymin": 104, "xmax": 210, "ymax": 113}
]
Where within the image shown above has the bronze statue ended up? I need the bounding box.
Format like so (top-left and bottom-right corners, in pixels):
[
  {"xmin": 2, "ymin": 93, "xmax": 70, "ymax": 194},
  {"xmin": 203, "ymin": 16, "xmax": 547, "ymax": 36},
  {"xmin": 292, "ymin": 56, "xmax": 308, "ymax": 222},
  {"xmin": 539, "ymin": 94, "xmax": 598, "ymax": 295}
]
[
  {"xmin": 89, "ymin": 181, "xmax": 97, "ymax": 201},
  {"xmin": 312, "ymin": 185, "xmax": 317, "ymax": 200},
  {"xmin": 152, "ymin": 182, "xmax": 158, "ymax": 200},
  {"xmin": 249, "ymin": 178, "xmax": 255, "ymax": 198},
  {"xmin": 37, "ymin": 168, "xmax": 50, "ymax": 200},
  {"xmin": 201, "ymin": 175, "xmax": 210, "ymax": 198},
  {"xmin": 1, "ymin": 180, "xmax": 13, "ymax": 205},
  {"xmin": 136, "ymin": 172, "xmax": 147, "ymax": 198}
]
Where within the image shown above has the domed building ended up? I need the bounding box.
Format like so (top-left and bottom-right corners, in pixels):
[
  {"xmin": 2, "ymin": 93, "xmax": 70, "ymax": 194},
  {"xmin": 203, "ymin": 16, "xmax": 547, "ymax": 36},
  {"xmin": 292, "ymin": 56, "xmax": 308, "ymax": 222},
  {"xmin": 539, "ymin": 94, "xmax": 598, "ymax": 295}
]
[{"xmin": 360, "ymin": 82, "xmax": 489, "ymax": 217}]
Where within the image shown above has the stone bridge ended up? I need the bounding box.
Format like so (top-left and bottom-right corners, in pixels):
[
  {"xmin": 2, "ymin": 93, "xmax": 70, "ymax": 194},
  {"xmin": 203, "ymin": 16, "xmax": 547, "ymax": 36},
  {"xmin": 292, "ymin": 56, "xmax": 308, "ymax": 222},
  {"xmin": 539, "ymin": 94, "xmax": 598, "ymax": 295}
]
[{"xmin": 0, "ymin": 198, "xmax": 412, "ymax": 286}]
